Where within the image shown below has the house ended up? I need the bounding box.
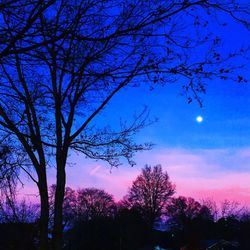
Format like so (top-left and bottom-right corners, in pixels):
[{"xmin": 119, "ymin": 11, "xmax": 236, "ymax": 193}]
[{"xmin": 203, "ymin": 239, "xmax": 239, "ymax": 250}]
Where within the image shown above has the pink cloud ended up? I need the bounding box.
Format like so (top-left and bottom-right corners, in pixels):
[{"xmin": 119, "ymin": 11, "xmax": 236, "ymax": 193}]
[
  {"xmin": 89, "ymin": 165, "xmax": 102, "ymax": 176},
  {"xmin": 21, "ymin": 147, "xmax": 250, "ymax": 205}
]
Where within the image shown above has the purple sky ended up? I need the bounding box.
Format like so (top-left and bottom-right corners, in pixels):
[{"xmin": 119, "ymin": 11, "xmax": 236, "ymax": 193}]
[{"xmin": 22, "ymin": 146, "xmax": 250, "ymax": 205}]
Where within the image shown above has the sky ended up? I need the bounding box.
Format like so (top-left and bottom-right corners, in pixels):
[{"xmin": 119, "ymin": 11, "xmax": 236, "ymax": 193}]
[
  {"xmin": 21, "ymin": 3, "xmax": 250, "ymax": 206},
  {"xmin": 22, "ymin": 72, "xmax": 250, "ymax": 206},
  {"xmin": 65, "ymin": 79, "xmax": 250, "ymax": 205}
]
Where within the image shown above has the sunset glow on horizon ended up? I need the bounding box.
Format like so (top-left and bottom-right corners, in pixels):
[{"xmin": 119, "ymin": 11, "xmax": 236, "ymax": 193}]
[{"xmin": 23, "ymin": 146, "xmax": 250, "ymax": 206}]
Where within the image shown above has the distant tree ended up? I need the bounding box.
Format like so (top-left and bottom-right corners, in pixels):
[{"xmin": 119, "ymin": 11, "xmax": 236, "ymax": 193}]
[
  {"xmin": 126, "ymin": 164, "xmax": 175, "ymax": 228},
  {"xmin": 167, "ymin": 196, "xmax": 215, "ymax": 247},
  {"xmin": 166, "ymin": 196, "xmax": 213, "ymax": 230},
  {"xmin": 213, "ymin": 200, "xmax": 245, "ymax": 242},
  {"xmin": 220, "ymin": 199, "xmax": 245, "ymax": 219},
  {"xmin": 0, "ymin": 175, "xmax": 39, "ymax": 224},
  {"xmin": 0, "ymin": 185, "xmax": 39, "ymax": 250},
  {"xmin": 0, "ymin": 196, "xmax": 39, "ymax": 224},
  {"xmin": 49, "ymin": 186, "xmax": 116, "ymax": 228},
  {"xmin": 49, "ymin": 185, "xmax": 77, "ymax": 230},
  {"xmin": 201, "ymin": 198, "xmax": 219, "ymax": 221},
  {"xmin": 0, "ymin": 1, "xmax": 249, "ymax": 249},
  {"xmin": 65, "ymin": 188, "xmax": 117, "ymax": 250},
  {"xmin": 77, "ymin": 188, "xmax": 116, "ymax": 221}
]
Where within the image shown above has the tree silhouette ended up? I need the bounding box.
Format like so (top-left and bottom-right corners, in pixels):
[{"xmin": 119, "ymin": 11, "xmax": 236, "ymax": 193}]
[
  {"xmin": 0, "ymin": 189, "xmax": 39, "ymax": 250},
  {"xmin": 0, "ymin": 1, "xmax": 249, "ymax": 249},
  {"xmin": 0, "ymin": 191, "xmax": 39, "ymax": 224},
  {"xmin": 49, "ymin": 186, "xmax": 116, "ymax": 231},
  {"xmin": 126, "ymin": 164, "xmax": 175, "ymax": 228},
  {"xmin": 166, "ymin": 196, "xmax": 215, "ymax": 248},
  {"xmin": 77, "ymin": 188, "xmax": 116, "ymax": 221},
  {"xmin": 61, "ymin": 188, "xmax": 118, "ymax": 250},
  {"xmin": 49, "ymin": 185, "xmax": 77, "ymax": 230},
  {"xmin": 166, "ymin": 196, "xmax": 213, "ymax": 230},
  {"xmin": 220, "ymin": 199, "xmax": 244, "ymax": 219}
]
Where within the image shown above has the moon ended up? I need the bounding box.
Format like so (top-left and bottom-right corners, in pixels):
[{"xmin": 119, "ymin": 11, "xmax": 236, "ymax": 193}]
[{"xmin": 196, "ymin": 116, "xmax": 203, "ymax": 123}]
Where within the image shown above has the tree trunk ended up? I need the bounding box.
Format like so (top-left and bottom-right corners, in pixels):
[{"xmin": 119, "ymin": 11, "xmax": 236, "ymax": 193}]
[
  {"xmin": 38, "ymin": 177, "xmax": 49, "ymax": 250},
  {"xmin": 52, "ymin": 163, "xmax": 66, "ymax": 250}
]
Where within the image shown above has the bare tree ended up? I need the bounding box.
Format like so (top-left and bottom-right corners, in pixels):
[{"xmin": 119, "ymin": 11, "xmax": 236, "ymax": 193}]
[
  {"xmin": 125, "ymin": 164, "xmax": 175, "ymax": 228},
  {"xmin": 77, "ymin": 188, "xmax": 116, "ymax": 221},
  {"xmin": 220, "ymin": 199, "xmax": 245, "ymax": 219},
  {"xmin": 166, "ymin": 196, "xmax": 213, "ymax": 230},
  {"xmin": 0, "ymin": 1, "xmax": 249, "ymax": 249},
  {"xmin": 49, "ymin": 186, "xmax": 115, "ymax": 228},
  {"xmin": 0, "ymin": 180, "xmax": 39, "ymax": 223},
  {"xmin": 202, "ymin": 198, "xmax": 246, "ymax": 220},
  {"xmin": 0, "ymin": 197, "xmax": 39, "ymax": 224},
  {"xmin": 201, "ymin": 198, "xmax": 219, "ymax": 221}
]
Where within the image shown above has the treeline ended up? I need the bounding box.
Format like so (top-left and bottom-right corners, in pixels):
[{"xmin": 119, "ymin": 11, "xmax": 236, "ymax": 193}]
[{"xmin": 0, "ymin": 165, "xmax": 250, "ymax": 250}]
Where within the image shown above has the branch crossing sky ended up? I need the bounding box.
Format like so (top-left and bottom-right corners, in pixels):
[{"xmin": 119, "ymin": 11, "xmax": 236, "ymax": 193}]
[{"xmin": 22, "ymin": 3, "xmax": 250, "ymax": 206}]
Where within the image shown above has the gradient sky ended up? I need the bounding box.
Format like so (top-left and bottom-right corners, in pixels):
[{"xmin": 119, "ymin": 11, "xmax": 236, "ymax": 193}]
[
  {"xmin": 22, "ymin": 4, "xmax": 250, "ymax": 206},
  {"xmin": 23, "ymin": 74, "xmax": 250, "ymax": 206}
]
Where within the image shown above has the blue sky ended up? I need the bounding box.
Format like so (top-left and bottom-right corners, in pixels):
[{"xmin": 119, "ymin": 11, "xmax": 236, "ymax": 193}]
[
  {"xmin": 21, "ymin": 2, "xmax": 250, "ymax": 205},
  {"xmin": 22, "ymin": 67, "xmax": 250, "ymax": 205},
  {"xmin": 103, "ymin": 73, "xmax": 250, "ymax": 150}
]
